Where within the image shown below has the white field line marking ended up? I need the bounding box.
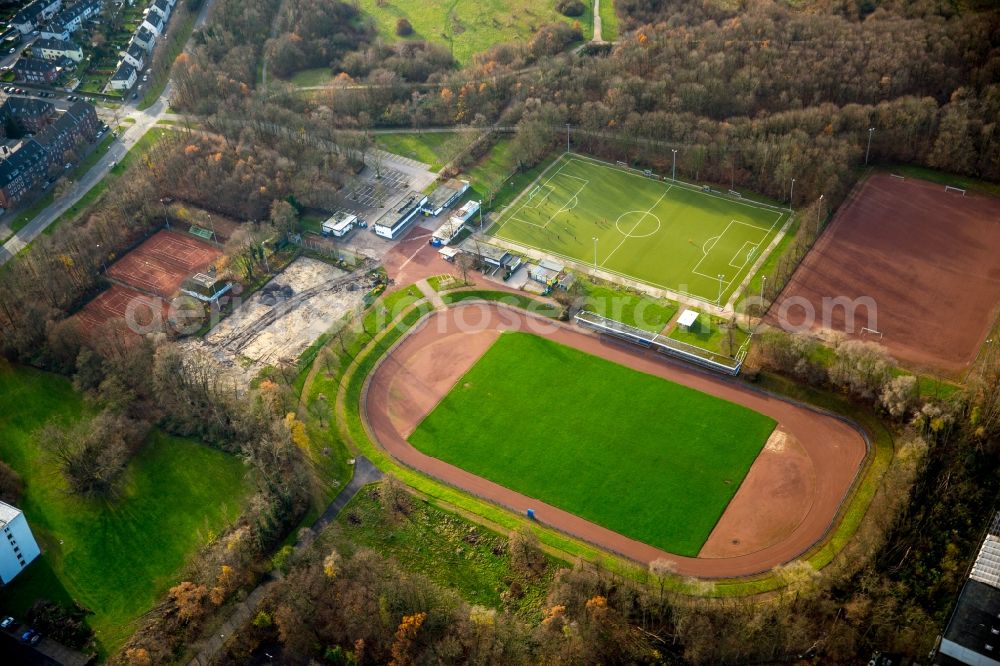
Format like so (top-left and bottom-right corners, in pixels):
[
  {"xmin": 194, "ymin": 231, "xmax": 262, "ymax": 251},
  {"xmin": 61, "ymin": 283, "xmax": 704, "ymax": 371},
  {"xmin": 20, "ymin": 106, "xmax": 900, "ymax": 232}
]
[
  {"xmin": 600, "ymin": 186, "xmax": 672, "ymax": 267},
  {"xmin": 728, "ymin": 240, "xmax": 760, "ymax": 270},
  {"xmin": 691, "ymin": 220, "xmax": 768, "ymax": 283},
  {"xmin": 565, "ymin": 154, "xmax": 787, "ymax": 218},
  {"xmin": 504, "ymin": 167, "xmax": 589, "ymax": 229}
]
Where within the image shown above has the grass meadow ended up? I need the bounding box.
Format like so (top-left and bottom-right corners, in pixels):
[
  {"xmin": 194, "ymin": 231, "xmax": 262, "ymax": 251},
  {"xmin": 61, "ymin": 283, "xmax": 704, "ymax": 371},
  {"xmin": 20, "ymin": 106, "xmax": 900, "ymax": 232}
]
[
  {"xmin": 356, "ymin": 0, "xmax": 593, "ymax": 65},
  {"xmin": 0, "ymin": 362, "xmax": 251, "ymax": 653}
]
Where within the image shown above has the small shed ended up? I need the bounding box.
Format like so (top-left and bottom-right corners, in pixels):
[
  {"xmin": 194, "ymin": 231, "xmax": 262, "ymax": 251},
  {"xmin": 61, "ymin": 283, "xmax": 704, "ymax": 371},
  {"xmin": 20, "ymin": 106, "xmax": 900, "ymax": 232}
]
[
  {"xmin": 423, "ymin": 178, "xmax": 470, "ymax": 216},
  {"xmin": 181, "ymin": 273, "xmax": 232, "ymax": 302},
  {"xmin": 453, "ymin": 200, "xmax": 481, "ymax": 223},
  {"xmin": 438, "ymin": 246, "xmax": 460, "ymax": 262},
  {"xmin": 321, "ymin": 212, "xmax": 358, "ymax": 237},
  {"xmin": 677, "ymin": 309, "xmax": 699, "ymax": 330},
  {"xmin": 430, "ymin": 215, "xmax": 466, "ymax": 247}
]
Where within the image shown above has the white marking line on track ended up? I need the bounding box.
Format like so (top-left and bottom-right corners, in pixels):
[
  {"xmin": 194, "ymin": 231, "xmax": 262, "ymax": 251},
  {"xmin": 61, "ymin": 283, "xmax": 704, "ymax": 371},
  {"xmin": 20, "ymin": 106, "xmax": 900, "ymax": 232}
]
[{"xmin": 600, "ymin": 186, "xmax": 672, "ymax": 268}]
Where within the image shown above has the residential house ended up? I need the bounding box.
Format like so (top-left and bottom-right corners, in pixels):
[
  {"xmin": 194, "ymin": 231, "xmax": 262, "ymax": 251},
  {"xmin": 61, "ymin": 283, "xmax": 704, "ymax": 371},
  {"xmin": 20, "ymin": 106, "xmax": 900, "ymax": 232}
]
[
  {"xmin": 121, "ymin": 42, "xmax": 145, "ymax": 70},
  {"xmin": 0, "ymin": 97, "xmax": 56, "ymax": 135},
  {"xmin": 0, "ymin": 139, "xmax": 46, "ymax": 209},
  {"xmin": 39, "ymin": 24, "xmax": 71, "ymax": 41},
  {"xmin": 149, "ymin": 0, "xmax": 171, "ymax": 21},
  {"xmin": 12, "ymin": 0, "xmax": 63, "ymax": 34},
  {"xmin": 0, "ymin": 100, "xmax": 98, "ymax": 209},
  {"xmin": 13, "ymin": 56, "xmax": 59, "ymax": 84},
  {"xmin": 34, "ymin": 37, "xmax": 83, "ymax": 62},
  {"xmin": 132, "ymin": 26, "xmax": 156, "ymax": 53},
  {"xmin": 37, "ymin": 100, "xmax": 99, "ymax": 163},
  {"xmin": 0, "ymin": 502, "xmax": 41, "ymax": 584},
  {"xmin": 109, "ymin": 61, "xmax": 137, "ymax": 91},
  {"xmin": 141, "ymin": 11, "xmax": 163, "ymax": 37},
  {"xmin": 51, "ymin": 0, "xmax": 102, "ymax": 36}
]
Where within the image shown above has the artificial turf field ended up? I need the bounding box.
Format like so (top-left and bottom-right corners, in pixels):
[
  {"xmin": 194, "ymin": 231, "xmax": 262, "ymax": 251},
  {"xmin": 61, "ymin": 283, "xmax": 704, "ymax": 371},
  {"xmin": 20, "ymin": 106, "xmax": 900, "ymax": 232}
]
[
  {"xmin": 408, "ymin": 333, "xmax": 776, "ymax": 556},
  {"xmin": 491, "ymin": 154, "xmax": 788, "ymax": 305}
]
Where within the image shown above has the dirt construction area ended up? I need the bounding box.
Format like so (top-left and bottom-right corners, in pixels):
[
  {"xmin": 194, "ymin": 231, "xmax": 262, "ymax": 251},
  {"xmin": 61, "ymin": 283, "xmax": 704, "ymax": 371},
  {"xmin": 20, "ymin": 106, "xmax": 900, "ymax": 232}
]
[
  {"xmin": 365, "ymin": 303, "xmax": 869, "ymax": 577},
  {"xmin": 768, "ymin": 174, "xmax": 1000, "ymax": 374},
  {"xmin": 180, "ymin": 257, "xmax": 372, "ymax": 387},
  {"xmin": 107, "ymin": 229, "xmax": 222, "ymax": 298}
]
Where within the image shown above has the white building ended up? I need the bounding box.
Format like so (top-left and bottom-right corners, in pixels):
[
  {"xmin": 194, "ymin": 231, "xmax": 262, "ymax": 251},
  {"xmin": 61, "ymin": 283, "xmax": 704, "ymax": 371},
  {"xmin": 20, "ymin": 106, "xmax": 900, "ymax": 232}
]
[
  {"xmin": 321, "ymin": 211, "xmax": 357, "ymax": 238},
  {"xmin": 109, "ymin": 61, "xmax": 137, "ymax": 91},
  {"xmin": 141, "ymin": 12, "xmax": 164, "ymax": 37},
  {"xmin": 453, "ymin": 199, "xmax": 481, "ymax": 223},
  {"xmin": 132, "ymin": 27, "xmax": 156, "ymax": 53},
  {"xmin": 0, "ymin": 501, "xmax": 41, "ymax": 584},
  {"xmin": 430, "ymin": 215, "xmax": 466, "ymax": 246},
  {"xmin": 35, "ymin": 37, "xmax": 83, "ymax": 62},
  {"xmin": 121, "ymin": 43, "xmax": 145, "ymax": 70}
]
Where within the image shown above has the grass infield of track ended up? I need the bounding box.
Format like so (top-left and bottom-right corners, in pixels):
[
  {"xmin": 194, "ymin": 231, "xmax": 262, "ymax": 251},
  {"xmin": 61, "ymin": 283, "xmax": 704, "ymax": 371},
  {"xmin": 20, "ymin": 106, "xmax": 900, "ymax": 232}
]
[
  {"xmin": 491, "ymin": 154, "xmax": 787, "ymax": 304},
  {"xmin": 408, "ymin": 332, "xmax": 776, "ymax": 557}
]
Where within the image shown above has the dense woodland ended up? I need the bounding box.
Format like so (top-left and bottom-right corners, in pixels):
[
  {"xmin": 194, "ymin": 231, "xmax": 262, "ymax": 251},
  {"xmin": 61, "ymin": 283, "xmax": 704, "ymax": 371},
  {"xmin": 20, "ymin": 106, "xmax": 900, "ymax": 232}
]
[{"xmin": 0, "ymin": 0, "xmax": 998, "ymax": 662}]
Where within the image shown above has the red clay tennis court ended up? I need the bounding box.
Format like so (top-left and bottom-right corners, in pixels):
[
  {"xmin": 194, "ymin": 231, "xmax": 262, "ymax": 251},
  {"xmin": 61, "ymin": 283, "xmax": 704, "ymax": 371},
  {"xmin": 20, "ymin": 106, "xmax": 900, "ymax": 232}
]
[
  {"xmin": 107, "ymin": 230, "xmax": 220, "ymax": 298},
  {"xmin": 76, "ymin": 284, "xmax": 169, "ymax": 335}
]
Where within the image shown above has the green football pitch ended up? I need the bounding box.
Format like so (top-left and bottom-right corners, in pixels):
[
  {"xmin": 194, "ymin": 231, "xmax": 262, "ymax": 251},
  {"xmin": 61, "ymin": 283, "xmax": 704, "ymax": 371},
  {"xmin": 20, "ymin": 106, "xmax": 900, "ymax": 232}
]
[
  {"xmin": 408, "ymin": 332, "xmax": 776, "ymax": 556},
  {"xmin": 490, "ymin": 154, "xmax": 789, "ymax": 305}
]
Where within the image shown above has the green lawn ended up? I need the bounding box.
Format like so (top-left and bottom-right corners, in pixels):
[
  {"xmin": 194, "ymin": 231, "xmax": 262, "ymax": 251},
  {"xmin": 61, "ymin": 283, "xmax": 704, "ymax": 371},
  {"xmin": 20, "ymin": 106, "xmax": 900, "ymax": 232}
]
[
  {"xmin": 668, "ymin": 311, "xmax": 750, "ymax": 357},
  {"xmin": 288, "ymin": 67, "xmax": 336, "ymax": 87},
  {"xmin": 331, "ymin": 488, "xmax": 559, "ymax": 616},
  {"xmin": 581, "ymin": 280, "xmax": 677, "ymax": 333},
  {"xmin": 0, "ymin": 362, "xmax": 251, "ymax": 653},
  {"xmin": 375, "ymin": 131, "xmax": 472, "ymax": 171},
  {"xmin": 463, "ymin": 138, "xmax": 561, "ymax": 214},
  {"xmin": 598, "ymin": 0, "xmax": 618, "ymax": 41},
  {"xmin": 491, "ymin": 154, "xmax": 788, "ymax": 304},
  {"xmin": 408, "ymin": 332, "xmax": 775, "ymax": 556},
  {"xmin": 356, "ymin": 0, "xmax": 592, "ymax": 65}
]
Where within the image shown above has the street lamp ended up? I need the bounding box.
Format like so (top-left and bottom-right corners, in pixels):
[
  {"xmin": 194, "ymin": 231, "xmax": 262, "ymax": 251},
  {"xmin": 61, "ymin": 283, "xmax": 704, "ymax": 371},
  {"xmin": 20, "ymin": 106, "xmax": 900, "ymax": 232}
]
[
  {"xmin": 671, "ymin": 148, "xmax": 678, "ymax": 182},
  {"xmin": 816, "ymin": 194, "xmax": 824, "ymax": 231},
  {"xmin": 717, "ymin": 273, "xmax": 725, "ymax": 306},
  {"xmin": 565, "ymin": 124, "xmax": 571, "ymax": 153},
  {"xmin": 789, "ymin": 177, "xmax": 795, "ymax": 208},
  {"xmin": 96, "ymin": 244, "xmax": 107, "ymax": 273},
  {"xmin": 592, "ymin": 236, "xmax": 598, "ymax": 269},
  {"xmin": 865, "ymin": 127, "xmax": 875, "ymax": 165},
  {"xmin": 159, "ymin": 197, "xmax": 170, "ymax": 230}
]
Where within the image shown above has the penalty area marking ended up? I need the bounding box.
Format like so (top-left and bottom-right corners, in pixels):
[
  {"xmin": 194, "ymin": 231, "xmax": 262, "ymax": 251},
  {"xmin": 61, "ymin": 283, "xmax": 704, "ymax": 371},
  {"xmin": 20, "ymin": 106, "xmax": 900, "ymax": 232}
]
[{"xmin": 503, "ymin": 166, "xmax": 590, "ymax": 230}]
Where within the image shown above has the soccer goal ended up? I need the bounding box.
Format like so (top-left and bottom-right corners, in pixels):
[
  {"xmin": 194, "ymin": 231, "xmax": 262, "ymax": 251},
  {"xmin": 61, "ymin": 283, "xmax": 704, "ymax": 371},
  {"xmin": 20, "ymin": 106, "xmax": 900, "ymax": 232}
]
[
  {"xmin": 860, "ymin": 326, "xmax": 883, "ymax": 340},
  {"xmin": 945, "ymin": 185, "xmax": 967, "ymax": 196}
]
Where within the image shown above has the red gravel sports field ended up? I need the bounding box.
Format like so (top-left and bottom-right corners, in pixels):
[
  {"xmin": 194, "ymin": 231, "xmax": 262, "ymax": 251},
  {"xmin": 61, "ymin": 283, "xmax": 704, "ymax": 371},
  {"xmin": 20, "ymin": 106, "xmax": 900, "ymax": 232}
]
[{"xmin": 769, "ymin": 174, "xmax": 1000, "ymax": 374}]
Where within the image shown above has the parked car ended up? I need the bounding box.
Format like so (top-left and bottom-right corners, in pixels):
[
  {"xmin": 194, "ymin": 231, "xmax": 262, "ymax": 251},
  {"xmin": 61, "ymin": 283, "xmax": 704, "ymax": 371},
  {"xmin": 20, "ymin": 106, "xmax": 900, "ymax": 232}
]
[
  {"xmin": 29, "ymin": 632, "xmax": 41, "ymax": 646},
  {"xmin": 0, "ymin": 616, "xmax": 14, "ymax": 628},
  {"xmin": 7, "ymin": 48, "xmax": 14, "ymax": 54},
  {"xmin": 19, "ymin": 628, "xmax": 34, "ymax": 642}
]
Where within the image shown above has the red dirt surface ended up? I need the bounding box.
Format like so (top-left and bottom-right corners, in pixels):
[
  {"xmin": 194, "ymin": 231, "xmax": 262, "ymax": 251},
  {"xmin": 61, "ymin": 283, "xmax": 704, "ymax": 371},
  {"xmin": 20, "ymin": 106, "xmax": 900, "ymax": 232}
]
[
  {"xmin": 768, "ymin": 174, "xmax": 1000, "ymax": 375},
  {"xmin": 365, "ymin": 304, "xmax": 868, "ymax": 577},
  {"xmin": 75, "ymin": 284, "xmax": 169, "ymax": 337},
  {"xmin": 107, "ymin": 229, "xmax": 220, "ymax": 298}
]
